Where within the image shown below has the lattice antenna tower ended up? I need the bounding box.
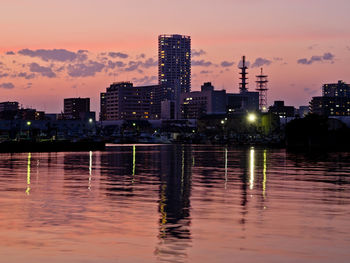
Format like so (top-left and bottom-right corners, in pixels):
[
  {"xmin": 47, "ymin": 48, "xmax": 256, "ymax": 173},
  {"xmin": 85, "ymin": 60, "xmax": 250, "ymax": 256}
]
[
  {"xmin": 256, "ymin": 68, "xmax": 269, "ymax": 111},
  {"xmin": 239, "ymin": 56, "xmax": 248, "ymax": 93}
]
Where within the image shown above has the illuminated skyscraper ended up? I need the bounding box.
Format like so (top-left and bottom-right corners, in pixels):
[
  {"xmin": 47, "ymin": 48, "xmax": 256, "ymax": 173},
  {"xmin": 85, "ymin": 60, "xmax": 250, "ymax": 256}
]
[{"xmin": 158, "ymin": 34, "xmax": 191, "ymax": 93}]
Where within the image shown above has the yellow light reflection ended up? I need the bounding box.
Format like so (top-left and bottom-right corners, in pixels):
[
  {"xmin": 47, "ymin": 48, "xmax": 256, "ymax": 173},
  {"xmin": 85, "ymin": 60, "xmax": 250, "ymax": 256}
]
[
  {"xmin": 249, "ymin": 147, "xmax": 255, "ymax": 190},
  {"xmin": 88, "ymin": 151, "xmax": 92, "ymax": 190},
  {"xmin": 263, "ymin": 149, "xmax": 267, "ymax": 198},
  {"xmin": 159, "ymin": 184, "xmax": 167, "ymax": 238},
  {"xmin": 26, "ymin": 152, "xmax": 31, "ymax": 195}
]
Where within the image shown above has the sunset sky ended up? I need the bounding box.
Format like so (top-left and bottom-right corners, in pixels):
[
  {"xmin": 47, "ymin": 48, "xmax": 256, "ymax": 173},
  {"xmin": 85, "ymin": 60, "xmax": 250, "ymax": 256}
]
[{"xmin": 0, "ymin": 0, "xmax": 349, "ymax": 114}]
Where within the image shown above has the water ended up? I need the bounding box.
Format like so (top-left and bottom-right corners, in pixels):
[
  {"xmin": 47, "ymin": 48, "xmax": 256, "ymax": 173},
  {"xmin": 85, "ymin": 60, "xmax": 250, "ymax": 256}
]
[{"xmin": 0, "ymin": 145, "xmax": 349, "ymax": 263}]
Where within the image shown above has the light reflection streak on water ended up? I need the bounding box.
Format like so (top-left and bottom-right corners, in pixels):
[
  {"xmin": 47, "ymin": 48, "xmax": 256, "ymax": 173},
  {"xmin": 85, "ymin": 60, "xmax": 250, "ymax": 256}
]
[
  {"xmin": 249, "ymin": 147, "xmax": 255, "ymax": 190},
  {"xmin": 0, "ymin": 146, "xmax": 349, "ymax": 262},
  {"xmin": 263, "ymin": 149, "xmax": 267, "ymax": 198},
  {"xmin": 159, "ymin": 184, "xmax": 167, "ymax": 239},
  {"xmin": 181, "ymin": 147, "xmax": 184, "ymax": 196},
  {"xmin": 132, "ymin": 145, "xmax": 136, "ymax": 184},
  {"xmin": 132, "ymin": 145, "xmax": 136, "ymax": 176},
  {"xmin": 88, "ymin": 151, "xmax": 92, "ymax": 190},
  {"xmin": 26, "ymin": 152, "xmax": 31, "ymax": 195},
  {"xmin": 225, "ymin": 147, "xmax": 228, "ymax": 189}
]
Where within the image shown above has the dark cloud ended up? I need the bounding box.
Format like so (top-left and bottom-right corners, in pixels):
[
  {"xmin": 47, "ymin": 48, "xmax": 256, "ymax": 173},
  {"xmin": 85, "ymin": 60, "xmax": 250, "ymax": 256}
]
[
  {"xmin": 18, "ymin": 48, "xmax": 87, "ymax": 62},
  {"xmin": 0, "ymin": 82, "xmax": 15, "ymax": 89},
  {"xmin": 238, "ymin": 59, "xmax": 250, "ymax": 68},
  {"xmin": 142, "ymin": 58, "xmax": 158, "ymax": 68},
  {"xmin": 347, "ymin": 46, "xmax": 350, "ymax": 51},
  {"xmin": 192, "ymin": 49, "xmax": 206, "ymax": 57},
  {"xmin": 297, "ymin": 52, "xmax": 335, "ymax": 65},
  {"xmin": 29, "ymin": 63, "xmax": 56, "ymax": 78},
  {"xmin": 56, "ymin": 66, "xmax": 65, "ymax": 72},
  {"xmin": 137, "ymin": 53, "xmax": 146, "ymax": 59},
  {"xmin": 192, "ymin": 59, "xmax": 212, "ymax": 67},
  {"xmin": 124, "ymin": 61, "xmax": 142, "ymax": 72},
  {"xmin": 220, "ymin": 61, "xmax": 234, "ymax": 67},
  {"xmin": 6, "ymin": 51, "xmax": 15, "ymax": 55},
  {"xmin": 131, "ymin": 76, "xmax": 157, "ymax": 86},
  {"xmin": 252, "ymin": 57, "xmax": 272, "ymax": 68},
  {"xmin": 0, "ymin": 72, "xmax": 9, "ymax": 78},
  {"xmin": 323, "ymin": 52, "xmax": 334, "ymax": 60},
  {"xmin": 67, "ymin": 61, "xmax": 105, "ymax": 77},
  {"xmin": 200, "ymin": 70, "xmax": 212, "ymax": 74},
  {"xmin": 17, "ymin": 72, "xmax": 36, "ymax": 79},
  {"xmin": 108, "ymin": 52, "xmax": 128, "ymax": 59},
  {"xmin": 107, "ymin": 60, "xmax": 126, "ymax": 69}
]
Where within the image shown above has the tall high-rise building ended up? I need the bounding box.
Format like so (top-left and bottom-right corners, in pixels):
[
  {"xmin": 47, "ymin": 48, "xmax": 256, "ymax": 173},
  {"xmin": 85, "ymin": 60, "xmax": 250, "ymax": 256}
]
[{"xmin": 158, "ymin": 34, "xmax": 191, "ymax": 93}]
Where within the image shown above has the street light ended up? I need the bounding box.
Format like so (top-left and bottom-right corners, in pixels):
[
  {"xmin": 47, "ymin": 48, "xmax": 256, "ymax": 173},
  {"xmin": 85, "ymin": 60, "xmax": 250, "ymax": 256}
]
[
  {"xmin": 247, "ymin": 113, "xmax": 257, "ymax": 123},
  {"xmin": 89, "ymin": 118, "xmax": 93, "ymax": 123},
  {"xmin": 27, "ymin": 121, "xmax": 31, "ymax": 126}
]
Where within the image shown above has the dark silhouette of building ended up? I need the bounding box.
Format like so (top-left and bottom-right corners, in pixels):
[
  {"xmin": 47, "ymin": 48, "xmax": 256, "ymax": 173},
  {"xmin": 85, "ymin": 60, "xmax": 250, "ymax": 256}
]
[
  {"xmin": 268, "ymin": 101, "xmax": 295, "ymax": 118},
  {"xmin": 100, "ymin": 92, "xmax": 107, "ymax": 121},
  {"xmin": 103, "ymin": 82, "xmax": 160, "ymax": 120},
  {"xmin": 226, "ymin": 92, "xmax": 259, "ymax": 113},
  {"xmin": 180, "ymin": 82, "xmax": 226, "ymax": 119},
  {"xmin": 323, "ymin": 80, "xmax": 350, "ymax": 97},
  {"xmin": 64, "ymin": 98, "xmax": 91, "ymax": 120},
  {"xmin": 310, "ymin": 80, "xmax": 350, "ymax": 116},
  {"xmin": 0, "ymin": 101, "xmax": 19, "ymax": 112},
  {"xmin": 158, "ymin": 34, "xmax": 191, "ymax": 93}
]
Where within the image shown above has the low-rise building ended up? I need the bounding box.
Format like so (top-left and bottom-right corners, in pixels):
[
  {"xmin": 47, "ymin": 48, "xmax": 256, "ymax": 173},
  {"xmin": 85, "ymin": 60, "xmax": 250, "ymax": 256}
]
[
  {"xmin": 268, "ymin": 101, "xmax": 295, "ymax": 118},
  {"xmin": 64, "ymin": 97, "xmax": 92, "ymax": 120},
  {"xmin": 310, "ymin": 80, "xmax": 350, "ymax": 116},
  {"xmin": 104, "ymin": 82, "xmax": 159, "ymax": 120},
  {"xmin": 180, "ymin": 82, "xmax": 226, "ymax": 119}
]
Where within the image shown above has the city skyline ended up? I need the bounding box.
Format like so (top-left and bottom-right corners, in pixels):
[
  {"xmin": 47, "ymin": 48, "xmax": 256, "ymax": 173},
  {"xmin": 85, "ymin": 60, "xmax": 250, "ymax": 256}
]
[{"xmin": 0, "ymin": 0, "xmax": 349, "ymax": 114}]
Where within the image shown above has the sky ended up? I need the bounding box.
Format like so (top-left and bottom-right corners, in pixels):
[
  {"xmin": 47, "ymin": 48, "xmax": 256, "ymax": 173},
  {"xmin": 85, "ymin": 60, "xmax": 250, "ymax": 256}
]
[{"xmin": 0, "ymin": 0, "xmax": 349, "ymax": 114}]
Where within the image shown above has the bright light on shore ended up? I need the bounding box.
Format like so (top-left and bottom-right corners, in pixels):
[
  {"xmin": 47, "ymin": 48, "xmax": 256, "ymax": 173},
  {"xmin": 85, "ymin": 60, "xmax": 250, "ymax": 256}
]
[{"xmin": 247, "ymin": 113, "xmax": 257, "ymax": 123}]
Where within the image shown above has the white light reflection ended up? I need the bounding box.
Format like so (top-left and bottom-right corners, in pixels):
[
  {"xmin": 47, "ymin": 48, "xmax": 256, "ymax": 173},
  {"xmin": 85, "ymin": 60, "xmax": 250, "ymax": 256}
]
[
  {"xmin": 249, "ymin": 147, "xmax": 255, "ymax": 190},
  {"xmin": 224, "ymin": 147, "xmax": 228, "ymax": 189},
  {"xmin": 131, "ymin": 145, "xmax": 136, "ymax": 184},
  {"xmin": 181, "ymin": 147, "xmax": 184, "ymax": 195},
  {"xmin": 88, "ymin": 151, "xmax": 92, "ymax": 190}
]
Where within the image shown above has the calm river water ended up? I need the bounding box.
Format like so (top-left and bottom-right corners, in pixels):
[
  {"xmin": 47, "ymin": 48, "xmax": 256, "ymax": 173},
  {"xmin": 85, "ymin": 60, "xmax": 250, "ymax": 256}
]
[{"xmin": 0, "ymin": 145, "xmax": 349, "ymax": 262}]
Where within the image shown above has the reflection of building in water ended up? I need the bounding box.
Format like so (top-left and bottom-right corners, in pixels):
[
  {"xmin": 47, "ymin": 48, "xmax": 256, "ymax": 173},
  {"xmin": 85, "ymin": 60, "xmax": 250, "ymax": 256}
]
[
  {"xmin": 241, "ymin": 147, "xmax": 269, "ymax": 225},
  {"xmin": 99, "ymin": 145, "xmax": 158, "ymax": 198},
  {"xmin": 155, "ymin": 145, "xmax": 192, "ymax": 262}
]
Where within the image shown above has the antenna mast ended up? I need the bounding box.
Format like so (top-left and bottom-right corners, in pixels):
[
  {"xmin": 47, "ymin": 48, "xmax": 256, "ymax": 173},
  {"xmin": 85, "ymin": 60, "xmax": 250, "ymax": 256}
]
[
  {"xmin": 239, "ymin": 56, "xmax": 248, "ymax": 93},
  {"xmin": 256, "ymin": 68, "xmax": 268, "ymax": 111}
]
